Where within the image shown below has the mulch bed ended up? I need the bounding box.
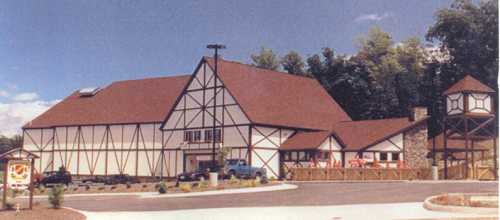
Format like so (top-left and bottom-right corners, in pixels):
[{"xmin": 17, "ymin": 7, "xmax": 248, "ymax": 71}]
[
  {"xmin": 0, "ymin": 205, "xmax": 85, "ymax": 220},
  {"xmin": 33, "ymin": 180, "xmax": 279, "ymax": 195},
  {"xmin": 430, "ymin": 194, "xmax": 498, "ymax": 208}
]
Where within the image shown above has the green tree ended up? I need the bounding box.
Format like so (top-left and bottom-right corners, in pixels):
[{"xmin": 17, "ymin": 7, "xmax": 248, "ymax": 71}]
[
  {"xmin": 357, "ymin": 26, "xmax": 395, "ymax": 82},
  {"xmin": 281, "ymin": 51, "xmax": 307, "ymax": 76},
  {"xmin": 250, "ymin": 47, "xmax": 280, "ymax": 71},
  {"xmin": 306, "ymin": 48, "xmax": 376, "ymax": 120},
  {"xmin": 426, "ymin": 0, "xmax": 498, "ymax": 89},
  {"xmin": 356, "ymin": 27, "xmax": 426, "ymax": 118}
]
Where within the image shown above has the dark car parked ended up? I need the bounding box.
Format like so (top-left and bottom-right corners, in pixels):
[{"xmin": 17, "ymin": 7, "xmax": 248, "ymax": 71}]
[
  {"xmin": 39, "ymin": 170, "xmax": 72, "ymax": 186},
  {"xmin": 177, "ymin": 167, "xmax": 210, "ymax": 182}
]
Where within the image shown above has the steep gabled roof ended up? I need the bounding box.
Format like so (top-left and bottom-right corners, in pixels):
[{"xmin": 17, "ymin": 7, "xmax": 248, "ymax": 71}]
[
  {"xmin": 205, "ymin": 57, "xmax": 352, "ymax": 130},
  {"xmin": 332, "ymin": 117, "xmax": 428, "ymax": 151},
  {"xmin": 25, "ymin": 56, "xmax": 352, "ymax": 130},
  {"xmin": 24, "ymin": 75, "xmax": 190, "ymax": 128},
  {"xmin": 280, "ymin": 131, "xmax": 331, "ymax": 150},
  {"xmin": 444, "ymin": 75, "xmax": 495, "ymax": 95}
]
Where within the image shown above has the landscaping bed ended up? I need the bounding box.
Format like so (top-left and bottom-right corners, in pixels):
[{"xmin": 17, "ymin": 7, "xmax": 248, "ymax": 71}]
[
  {"xmin": 32, "ymin": 178, "xmax": 279, "ymax": 195},
  {"xmin": 430, "ymin": 193, "xmax": 498, "ymax": 208},
  {"xmin": 424, "ymin": 193, "xmax": 498, "ymax": 215},
  {"xmin": 0, "ymin": 205, "xmax": 85, "ymax": 220}
]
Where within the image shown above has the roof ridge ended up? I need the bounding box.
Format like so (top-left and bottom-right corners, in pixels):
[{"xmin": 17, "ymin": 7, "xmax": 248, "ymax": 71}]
[
  {"xmin": 204, "ymin": 56, "xmax": 317, "ymax": 81},
  {"xmin": 337, "ymin": 117, "xmax": 409, "ymax": 124}
]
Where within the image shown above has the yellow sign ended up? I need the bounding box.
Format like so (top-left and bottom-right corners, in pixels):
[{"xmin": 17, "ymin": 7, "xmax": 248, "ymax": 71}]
[{"xmin": 7, "ymin": 160, "xmax": 31, "ymax": 189}]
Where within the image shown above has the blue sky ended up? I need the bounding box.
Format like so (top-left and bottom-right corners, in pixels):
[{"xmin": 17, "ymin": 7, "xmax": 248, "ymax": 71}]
[{"xmin": 0, "ymin": 0, "xmax": 453, "ymax": 135}]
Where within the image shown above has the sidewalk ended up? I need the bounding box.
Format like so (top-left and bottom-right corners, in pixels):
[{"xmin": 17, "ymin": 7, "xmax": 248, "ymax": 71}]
[{"xmin": 78, "ymin": 202, "xmax": 497, "ymax": 220}]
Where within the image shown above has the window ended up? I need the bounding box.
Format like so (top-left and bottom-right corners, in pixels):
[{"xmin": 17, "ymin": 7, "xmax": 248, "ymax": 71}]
[
  {"xmin": 299, "ymin": 152, "xmax": 306, "ymax": 161},
  {"xmin": 184, "ymin": 131, "xmax": 193, "ymax": 142},
  {"xmin": 204, "ymin": 129, "xmax": 221, "ymax": 142},
  {"xmin": 392, "ymin": 153, "xmax": 400, "ymax": 161},
  {"xmin": 291, "ymin": 152, "xmax": 298, "ymax": 161},
  {"xmin": 204, "ymin": 130, "xmax": 212, "ymax": 142},
  {"xmin": 193, "ymin": 130, "xmax": 201, "ymax": 142},
  {"xmin": 214, "ymin": 129, "xmax": 222, "ymax": 142},
  {"xmin": 322, "ymin": 151, "xmax": 330, "ymax": 160},
  {"xmin": 283, "ymin": 152, "xmax": 291, "ymax": 161},
  {"xmin": 379, "ymin": 152, "xmax": 388, "ymax": 161}
]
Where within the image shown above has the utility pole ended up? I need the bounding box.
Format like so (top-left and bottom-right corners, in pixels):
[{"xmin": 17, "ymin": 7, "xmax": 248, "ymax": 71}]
[{"xmin": 207, "ymin": 44, "xmax": 226, "ymax": 172}]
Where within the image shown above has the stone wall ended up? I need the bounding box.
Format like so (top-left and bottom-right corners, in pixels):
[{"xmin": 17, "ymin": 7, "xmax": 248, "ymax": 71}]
[{"xmin": 404, "ymin": 123, "xmax": 429, "ymax": 168}]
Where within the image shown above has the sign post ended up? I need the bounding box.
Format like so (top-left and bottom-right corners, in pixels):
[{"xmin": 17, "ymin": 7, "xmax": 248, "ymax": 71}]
[{"xmin": 0, "ymin": 149, "xmax": 38, "ymax": 210}]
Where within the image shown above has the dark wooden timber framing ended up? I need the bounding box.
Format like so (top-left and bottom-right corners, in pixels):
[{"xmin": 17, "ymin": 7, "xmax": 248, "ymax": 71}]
[
  {"xmin": 159, "ymin": 60, "xmax": 253, "ymax": 174},
  {"xmin": 23, "ymin": 122, "xmax": 171, "ymax": 177},
  {"xmin": 441, "ymin": 91, "xmax": 497, "ymax": 180}
]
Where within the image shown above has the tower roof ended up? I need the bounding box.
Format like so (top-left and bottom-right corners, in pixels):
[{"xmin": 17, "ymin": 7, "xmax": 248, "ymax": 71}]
[{"xmin": 443, "ymin": 75, "xmax": 495, "ymax": 95}]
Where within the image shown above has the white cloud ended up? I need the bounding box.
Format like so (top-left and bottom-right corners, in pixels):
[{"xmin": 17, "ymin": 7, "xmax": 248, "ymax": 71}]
[
  {"xmin": 355, "ymin": 12, "xmax": 392, "ymax": 22},
  {"xmin": 0, "ymin": 99, "xmax": 60, "ymax": 137},
  {"xmin": 13, "ymin": 92, "xmax": 39, "ymax": 102}
]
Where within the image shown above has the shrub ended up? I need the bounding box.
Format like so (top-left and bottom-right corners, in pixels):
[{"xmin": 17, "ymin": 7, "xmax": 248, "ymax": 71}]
[
  {"xmin": 48, "ymin": 185, "xmax": 64, "ymax": 209},
  {"xmin": 229, "ymin": 175, "xmax": 239, "ymax": 185},
  {"xmin": 39, "ymin": 185, "xmax": 46, "ymax": 193},
  {"xmin": 110, "ymin": 185, "xmax": 117, "ymax": 190},
  {"xmin": 85, "ymin": 185, "xmax": 90, "ymax": 191},
  {"xmin": 142, "ymin": 184, "xmax": 148, "ymax": 188},
  {"xmin": 97, "ymin": 186, "xmax": 105, "ymax": 191},
  {"xmin": 179, "ymin": 183, "xmax": 192, "ymax": 193},
  {"xmin": 268, "ymin": 176, "xmax": 276, "ymax": 181},
  {"xmin": 254, "ymin": 176, "xmax": 261, "ymax": 186},
  {"xmin": 158, "ymin": 181, "xmax": 167, "ymax": 194},
  {"xmin": 240, "ymin": 180, "xmax": 256, "ymax": 188},
  {"xmin": 126, "ymin": 182, "xmax": 132, "ymax": 189},
  {"xmin": 198, "ymin": 180, "xmax": 209, "ymax": 189}
]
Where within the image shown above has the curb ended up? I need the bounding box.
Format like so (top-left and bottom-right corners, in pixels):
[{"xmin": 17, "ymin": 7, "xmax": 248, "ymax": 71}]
[
  {"xmin": 140, "ymin": 183, "xmax": 298, "ymax": 198},
  {"xmin": 22, "ymin": 183, "xmax": 298, "ymax": 199},
  {"xmin": 286, "ymin": 180, "xmax": 497, "ymax": 184},
  {"xmin": 21, "ymin": 191, "xmax": 156, "ymax": 199},
  {"xmin": 423, "ymin": 193, "xmax": 498, "ymax": 215}
]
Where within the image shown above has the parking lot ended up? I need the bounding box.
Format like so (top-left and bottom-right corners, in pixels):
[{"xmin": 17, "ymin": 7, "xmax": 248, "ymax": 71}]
[{"xmin": 45, "ymin": 181, "xmax": 499, "ymax": 212}]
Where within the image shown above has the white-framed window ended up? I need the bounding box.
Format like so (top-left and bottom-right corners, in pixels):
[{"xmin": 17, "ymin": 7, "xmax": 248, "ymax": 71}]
[
  {"xmin": 204, "ymin": 129, "xmax": 221, "ymax": 143},
  {"xmin": 379, "ymin": 152, "xmax": 388, "ymax": 161}
]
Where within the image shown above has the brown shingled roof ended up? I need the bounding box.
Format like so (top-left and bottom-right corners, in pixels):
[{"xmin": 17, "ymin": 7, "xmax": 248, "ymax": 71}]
[
  {"xmin": 26, "ymin": 57, "xmax": 352, "ymax": 130},
  {"xmin": 280, "ymin": 131, "xmax": 331, "ymax": 150},
  {"xmin": 444, "ymin": 75, "xmax": 495, "ymax": 95},
  {"xmin": 205, "ymin": 57, "xmax": 352, "ymax": 130},
  {"xmin": 24, "ymin": 75, "xmax": 190, "ymax": 128},
  {"xmin": 333, "ymin": 117, "xmax": 428, "ymax": 151}
]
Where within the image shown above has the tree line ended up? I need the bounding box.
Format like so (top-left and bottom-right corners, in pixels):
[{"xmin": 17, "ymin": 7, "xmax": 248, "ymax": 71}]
[
  {"xmin": 249, "ymin": 0, "xmax": 498, "ymax": 137},
  {"xmin": 0, "ymin": 135, "xmax": 23, "ymax": 154}
]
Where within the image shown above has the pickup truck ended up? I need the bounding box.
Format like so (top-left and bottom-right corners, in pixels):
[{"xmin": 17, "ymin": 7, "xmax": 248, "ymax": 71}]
[{"xmin": 224, "ymin": 159, "xmax": 267, "ymax": 179}]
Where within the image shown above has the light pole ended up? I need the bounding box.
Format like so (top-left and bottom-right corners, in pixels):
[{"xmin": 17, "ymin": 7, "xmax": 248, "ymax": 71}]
[{"xmin": 206, "ymin": 44, "xmax": 226, "ymax": 172}]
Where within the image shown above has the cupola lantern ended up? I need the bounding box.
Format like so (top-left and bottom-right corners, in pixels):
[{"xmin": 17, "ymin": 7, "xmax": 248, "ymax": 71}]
[{"xmin": 443, "ymin": 75, "xmax": 495, "ymax": 115}]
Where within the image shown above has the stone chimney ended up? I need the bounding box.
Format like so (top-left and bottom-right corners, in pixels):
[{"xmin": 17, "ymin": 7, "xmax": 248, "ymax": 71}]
[{"xmin": 409, "ymin": 107, "xmax": 428, "ymax": 121}]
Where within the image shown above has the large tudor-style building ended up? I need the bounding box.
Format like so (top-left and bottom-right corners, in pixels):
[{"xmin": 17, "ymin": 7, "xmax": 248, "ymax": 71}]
[{"xmin": 22, "ymin": 57, "xmax": 429, "ymax": 178}]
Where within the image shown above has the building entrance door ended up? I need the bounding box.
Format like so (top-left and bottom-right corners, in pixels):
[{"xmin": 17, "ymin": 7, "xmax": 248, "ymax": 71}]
[{"xmin": 183, "ymin": 153, "xmax": 217, "ymax": 172}]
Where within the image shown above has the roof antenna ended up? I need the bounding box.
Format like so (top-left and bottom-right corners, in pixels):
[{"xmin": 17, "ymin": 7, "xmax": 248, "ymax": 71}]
[{"xmin": 206, "ymin": 44, "xmax": 225, "ymax": 172}]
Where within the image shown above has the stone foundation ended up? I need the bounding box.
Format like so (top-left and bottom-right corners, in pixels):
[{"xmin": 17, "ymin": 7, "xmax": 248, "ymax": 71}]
[{"xmin": 404, "ymin": 123, "xmax": 429, "ymax": 168}]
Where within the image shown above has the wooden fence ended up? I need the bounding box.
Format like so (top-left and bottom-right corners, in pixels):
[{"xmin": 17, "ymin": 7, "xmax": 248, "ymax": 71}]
[
  {"xmin": 439, "ymin": 164, "xmax": 496, "ymax": 180},
  {"xmin": 289, "ymin": 168, "xmax": 432, "ymax": 181}
]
